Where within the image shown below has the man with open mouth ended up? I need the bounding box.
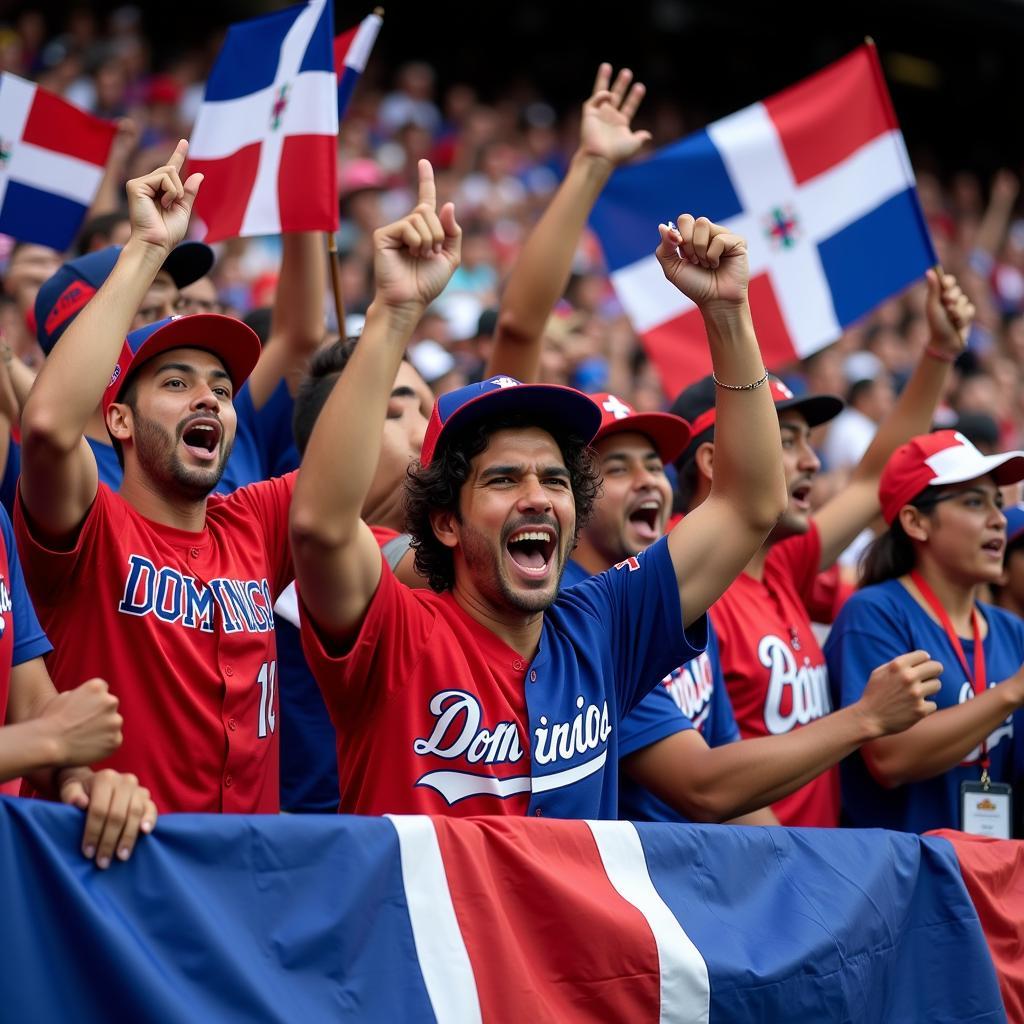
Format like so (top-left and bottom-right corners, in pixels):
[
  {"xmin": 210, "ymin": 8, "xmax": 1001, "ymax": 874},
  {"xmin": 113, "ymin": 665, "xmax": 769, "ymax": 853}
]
[
  {"xmin": 14, "ymin": 142, "xmax": 297, "ymax": 815},
  {"xmin": 292, "ymin": 162, "xmax": 790, "ymax": 819}
]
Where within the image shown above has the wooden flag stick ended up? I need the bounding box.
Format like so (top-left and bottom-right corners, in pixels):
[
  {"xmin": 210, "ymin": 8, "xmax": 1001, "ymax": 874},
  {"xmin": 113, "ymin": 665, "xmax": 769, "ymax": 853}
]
[{"xmin": 326, "ymin": 232, "xmax": 346, "ymax": 337}]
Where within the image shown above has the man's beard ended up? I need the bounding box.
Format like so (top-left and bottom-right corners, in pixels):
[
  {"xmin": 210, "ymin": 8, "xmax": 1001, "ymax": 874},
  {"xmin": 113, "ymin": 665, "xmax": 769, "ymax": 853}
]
[{"xmin": 132, "ymin": 412, "xmax": 231, "ymax": 501}]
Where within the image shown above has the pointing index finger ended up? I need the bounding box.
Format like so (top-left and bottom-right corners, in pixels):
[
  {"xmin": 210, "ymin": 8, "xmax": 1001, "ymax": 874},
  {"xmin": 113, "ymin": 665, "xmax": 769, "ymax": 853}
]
[
  {"xmin": 166, "ymin": 139, "xmax": 188, "ymax": 173},
  {"xmin": 417, "ymin": 159, "xmax": 437, "ymax": 210}
]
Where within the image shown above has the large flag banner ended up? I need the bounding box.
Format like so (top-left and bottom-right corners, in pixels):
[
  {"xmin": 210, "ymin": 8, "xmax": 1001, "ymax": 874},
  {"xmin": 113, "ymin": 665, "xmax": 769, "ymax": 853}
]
[
  {"xmin": 334, "ymin": 12, "xmax": 383, "ymax": 118},
  {"xmin": 0, "ymin": 73, "xmax": 116, "ymax": 251},
  {"xmin": 0, "ymin": 798, "xmax": 1016, "ymax": 1023},
  {"xmin": 188, "ymin": 0, "xmax": 338, "ymax": 243},
  {"xmin": 591, "ymin": 45, "xmax": 936, "ymax": 395}
]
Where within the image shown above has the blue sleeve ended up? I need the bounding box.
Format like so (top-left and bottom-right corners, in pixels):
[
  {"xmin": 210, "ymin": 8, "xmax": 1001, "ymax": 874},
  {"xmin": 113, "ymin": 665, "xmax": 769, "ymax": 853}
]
[
  {"xmin": 254, "ymin": 379, "xmax": 299, "ymax": 476},
  {"xmin": 564, "ymin": 537, "xmax": 707, "ymax": 715},
  {"xmin": 619, "ymin": 685, "xmax": 695, "ymax": 759},
  {"xmin": 0, "ymin": 438, "xmax": 19, "ymax": 520},
  {"xmin": 824, "ymin": 589, "xmax": 908, "ymax": 710},
  {"xmin": 0, "ymin": 506, "xmax": 51, "ymax": 665},
  {"xmin": 703, "ymin": 626, "xmax": 741, "ymax": 746}
]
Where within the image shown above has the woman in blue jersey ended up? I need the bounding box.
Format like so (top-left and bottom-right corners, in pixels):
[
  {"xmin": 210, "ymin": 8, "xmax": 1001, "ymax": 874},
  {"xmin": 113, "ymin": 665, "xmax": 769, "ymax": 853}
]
[{"xmin": 825, "ymin": 430, "xmax": 1024, "ymax": 835}]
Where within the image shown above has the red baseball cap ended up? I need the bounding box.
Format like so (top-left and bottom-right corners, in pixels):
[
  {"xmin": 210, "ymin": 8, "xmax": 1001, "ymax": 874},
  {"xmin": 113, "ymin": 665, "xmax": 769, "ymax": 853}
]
[
  {"xmin": 102, "ymin": 314, "xmax": 261, "ymax": 414},
  {"xmin": 420, "ymin": 375, "xmax": 602, "ymax": 468},
  {"xmin": 879, "ymin": 430, "xmax": 1024, "ymax": 525},
  {"xmin": 590, "ymin": 392, "xmax": 691, "ymax": 464}
]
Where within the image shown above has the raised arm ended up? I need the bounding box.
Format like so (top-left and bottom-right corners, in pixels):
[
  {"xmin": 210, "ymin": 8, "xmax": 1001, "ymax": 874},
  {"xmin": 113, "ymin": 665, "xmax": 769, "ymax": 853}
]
[
  {"xmin": 486, "ymin": 64, "xmax": 650, "ymax": 381},
  {"xmin": 812, "ymin": 271, "xmax": 974, "ymax": 569},
  {"xmin": 19, "ymin": 140, "xmax": 201, "ymax": 542},
  {"xmin": 624, "ymin": 651, "xmax": 940, "ymax": 821},
  {"xmin": 245, "ymin": 232, "xmax": 327, "ymax": 408},
  {"xmin": 291, "ymin": 161, "xmax": 461, "ymax": 640},
  {"xmin": 660, "ymin": 217, "xmax": 787, "ymax": 625}
]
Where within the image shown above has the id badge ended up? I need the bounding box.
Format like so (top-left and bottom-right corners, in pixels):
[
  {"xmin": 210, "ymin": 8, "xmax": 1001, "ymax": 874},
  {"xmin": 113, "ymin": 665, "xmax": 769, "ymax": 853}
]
[{"xmin": 960, "ymin": 781, "xmax": 1012, "ymax": 839}]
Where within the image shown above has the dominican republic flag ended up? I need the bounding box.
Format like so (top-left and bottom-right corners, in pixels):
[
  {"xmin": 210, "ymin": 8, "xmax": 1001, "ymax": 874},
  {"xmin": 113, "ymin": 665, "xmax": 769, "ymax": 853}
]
[
  {"xmin": 591, "ymin": 44, "xmax": 936, "ymax": 395},
  {"xmin": 1, "ymin": 798, "xmax": 1018, "ymax": 1022},
  {"xmin": 334, "ymin": 12, "xmax": 382, "ymax": 118},
  {"xmin": 0, "ymin": 73, "xmax": 115, "ymax": 251},
  {"xmin": 188, "ymin": 0, "xmax": 338, "ymax": 243}
]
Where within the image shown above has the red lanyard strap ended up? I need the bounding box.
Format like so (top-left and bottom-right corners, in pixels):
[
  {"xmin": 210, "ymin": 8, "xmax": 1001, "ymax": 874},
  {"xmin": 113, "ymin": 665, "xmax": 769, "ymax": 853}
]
[{"xmin": 909, "ymin": 570, "xmax": 988, "ymax": 768}]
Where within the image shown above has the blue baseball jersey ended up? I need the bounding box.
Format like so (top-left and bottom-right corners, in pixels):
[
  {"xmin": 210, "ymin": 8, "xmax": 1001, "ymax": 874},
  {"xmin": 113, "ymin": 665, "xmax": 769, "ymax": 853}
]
[
  {"xmin": 300, "ymin": 536, "xmax": 707, "ymax": 818},
  {"xmin": 0, "ymin": 438, "xmax": 19, "ymax": 520},
  {"xmin": 825, "ymin": 579, "xmax": 1023, "ymax": 834}
]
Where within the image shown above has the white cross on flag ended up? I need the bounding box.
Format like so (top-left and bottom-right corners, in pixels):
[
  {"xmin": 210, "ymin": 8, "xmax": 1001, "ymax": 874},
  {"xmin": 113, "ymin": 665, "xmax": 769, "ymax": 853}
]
[
  {"xmin": 591, "ymin": 45, "xmax": 936, "ymax": 395},
  {"xmin": 187, "ymin": 0, "xmax": 338, "ymax": 242}
]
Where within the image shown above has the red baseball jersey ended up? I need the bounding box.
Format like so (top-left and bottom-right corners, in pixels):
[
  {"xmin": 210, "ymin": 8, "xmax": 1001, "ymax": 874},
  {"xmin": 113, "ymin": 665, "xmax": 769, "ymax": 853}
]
[
  {"xmin": 710, "ymin": 524, "xmax": 840, "ymax": 827},
  {"xmin": 15, "ymin": 475, "xmax": 295, "ymax": 813}
]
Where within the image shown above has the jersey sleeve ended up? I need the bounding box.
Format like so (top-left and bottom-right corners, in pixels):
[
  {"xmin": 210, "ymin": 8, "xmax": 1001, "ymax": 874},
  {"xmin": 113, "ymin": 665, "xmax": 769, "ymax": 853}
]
[
  {"xmin": 618, "ymin": 684, "xmax": 695, "ymax": 759},
  {"xmin": 768, "ymin": 524, "xmax": 823, "ymax": 608},
  {"xmin": 565, "ymin": 537, "xmax": 708, "ymax": 715},
  {"xmin": 824, "ymin": 589, "xmax": 909, "ymax": 709},
  {"xmin": 298, "ymin": 550, "xmax": 436, "ymax": 718},
  {"xmin": 0, "ymin": 506, "xmax": 50, "ymax": 665},
  {"xmin": 225, "ymin": 471, "xmax": 296, "ymax": 597},
  {"xmin": 704, "ymin": 626, "xmax": 741, "ymax": 746},
  {"xmin": 253, "ymin": 378, "xmax": 299, "ymax": 478}
]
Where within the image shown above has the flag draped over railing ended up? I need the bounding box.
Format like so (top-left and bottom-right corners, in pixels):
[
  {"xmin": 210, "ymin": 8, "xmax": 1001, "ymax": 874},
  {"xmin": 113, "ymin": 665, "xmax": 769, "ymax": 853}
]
[
  {"xmin": 0, "ymin": 798, "xmax": 1016, "ymax": 1023},
  {"xmin": 591, "ymin": 44, "xmax": 936, "ymax": 394}
]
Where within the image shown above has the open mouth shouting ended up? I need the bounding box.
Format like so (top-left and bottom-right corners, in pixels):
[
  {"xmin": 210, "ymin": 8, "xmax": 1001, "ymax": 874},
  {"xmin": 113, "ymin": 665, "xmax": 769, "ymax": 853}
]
[
  {"xmin": 505, "ymin": 523, "xmax": 559, "ymax": 582},
  {"xmin": 180, "ymin": 416, "xmax": 223, "ymax": 463},
  {"xmin": 790, "ymin": 480, "xmax": 813, "ymax": 512},
  {"xmin": 982, "ymin": 536, "xmax": 1005, "ymax": 560},
  {"xmin": 626, "ymin": 498, "xmax": 663, "ymax": 542}
]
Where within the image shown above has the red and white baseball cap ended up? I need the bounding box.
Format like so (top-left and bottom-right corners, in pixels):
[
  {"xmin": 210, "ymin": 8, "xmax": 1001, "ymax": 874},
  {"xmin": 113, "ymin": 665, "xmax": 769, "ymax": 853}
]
[
  {"xmin": 420, "ymin": 375, "xmax": 602, "ymax": 468},
  {"xmin": 879, "ymin": 430, "xmax": 1024, "ymax": 525},
  {"xmin": 590, "ymin": 392, "xmax": 691, "ymax": 464}
]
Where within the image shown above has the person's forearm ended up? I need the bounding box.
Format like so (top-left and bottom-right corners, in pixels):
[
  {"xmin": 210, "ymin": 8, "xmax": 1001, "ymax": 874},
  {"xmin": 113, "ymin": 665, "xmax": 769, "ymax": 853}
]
[
  {"xmin": 0, "ymin": 720, "xmax": 62, "ymax": 783},
  {"xmin": 22, "ymin": 240, "xmax": 163, "ymax": 451},
  {"xmin": 704, "ymin": 303, "xmax": 786, "ymax": 530},
  {"xmin": 851, "ymin": 349, "xmax": 951, "ymax": 485},
  {"xmin": 864, "ymin": 682, "xmax": 1023, "ymax": 787},
  {"xmin": 291, "ymin": 301, "xmax": 419, "ymax": 544},
  {"xmin": 974, "ymin": 189, "xmax": 1017, "ymax": 258},
  {"xmin": 488, "ymin": 153, "xmax": 612, "ymax": 380}
]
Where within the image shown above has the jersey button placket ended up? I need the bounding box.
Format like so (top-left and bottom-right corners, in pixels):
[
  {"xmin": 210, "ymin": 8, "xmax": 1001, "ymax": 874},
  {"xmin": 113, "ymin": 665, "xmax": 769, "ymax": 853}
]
[
  {"xmin": 529, "ymin": 669, "xmax": 537, "ymax": 683},
  {"xmin": 228, "ymin": 717, "xmax": 237, "ymax": 731}
]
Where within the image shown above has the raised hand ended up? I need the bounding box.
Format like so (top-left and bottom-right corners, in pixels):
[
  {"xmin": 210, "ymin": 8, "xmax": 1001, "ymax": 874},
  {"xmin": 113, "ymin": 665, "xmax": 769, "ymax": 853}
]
[
  {"xmin": 372, "ymin": 159, "xmax": 461, "ymax": 317},
  {"xmin": 579, "ymin": 64, "xmax": 652, "ymax": 168},
  {"xmin": 656, "ymin": 215, "xmax": 749, "ymax": 310},
  {"xmin": 37, "ymin": 678, "xmax": 123, "ymax": 766},
  {"xmin": 126, "ymin": 139, "xmax": 203, "ymax": 255},
  {"xmin": 857, "ymin": 650, "xmax": 942, "ymax": 737},
  {"xmin": 925, "ymin": 269, "xmax": 975, "ymax": 356}
]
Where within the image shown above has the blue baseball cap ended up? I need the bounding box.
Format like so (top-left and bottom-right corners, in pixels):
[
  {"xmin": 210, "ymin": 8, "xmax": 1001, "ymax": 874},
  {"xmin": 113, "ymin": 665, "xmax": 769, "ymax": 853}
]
[
  {"xmin": 419, "ymin": 375, "xmax": 602, "ymax": 468},
  {"xmin": 1004, "ymin": 504, "xmax": 1024, "ymax": 549},
  {"xmin": 102, "ymin": 313, "xmax": 261, "ymax": 414},
  {"xmin": 36, "ymin": 241, "xmax": 214, "ymax": 354}
]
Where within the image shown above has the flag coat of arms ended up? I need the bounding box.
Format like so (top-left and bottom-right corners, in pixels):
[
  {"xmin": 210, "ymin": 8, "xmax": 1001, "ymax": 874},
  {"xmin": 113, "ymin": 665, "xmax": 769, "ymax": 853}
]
[
  {"xmin": 188, "ymin": 0, "xmax": 338, "ymax": 243},
  {"xmin": 591, "ymin": 45, "xmax": 936, "ymax": 395},
  {"xmin": 0, "ymin": 72, "xmax": 116, "ymax": 251}
]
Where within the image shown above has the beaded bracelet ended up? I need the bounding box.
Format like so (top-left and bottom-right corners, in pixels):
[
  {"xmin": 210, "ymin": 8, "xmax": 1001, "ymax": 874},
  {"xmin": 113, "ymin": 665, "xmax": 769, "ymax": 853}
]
[
  {"xmin": 924, "ymin": 346, "xmax": 958, "ymax": 364},
  {"xmin": 712, "ymin": 370, "xmax": 769, "ymax": 391}
]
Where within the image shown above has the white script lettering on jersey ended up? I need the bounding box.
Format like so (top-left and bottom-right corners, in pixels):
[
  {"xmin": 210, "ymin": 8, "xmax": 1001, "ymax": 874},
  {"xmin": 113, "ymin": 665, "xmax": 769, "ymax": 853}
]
[
  {"xmin": 117, "ymin": 554, "xmax": 274, "ymax": 634},
  {"xmin": 0, "ymin": 575, "xmax": 11, "ymax": 636},
  {"xmin": 759, "ymin": 633, "xmax": 832, "ymax": 734},
  {"xmin": 958, "ymin": 680, "xmax": 1013, "ymax": 762},
  {"xmin": 412, "ymin": 690, "xmax": 611, "ymax": 805},
  {"xmin": 662, "ymin": 653, "xmax": 714, "ymax": 731}
]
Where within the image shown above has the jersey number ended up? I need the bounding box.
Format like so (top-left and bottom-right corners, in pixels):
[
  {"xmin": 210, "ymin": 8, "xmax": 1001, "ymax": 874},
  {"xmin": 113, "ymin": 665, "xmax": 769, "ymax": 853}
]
[{"xmin": 257, "ymin": 661, "xmax": 277, "ymax": 739}]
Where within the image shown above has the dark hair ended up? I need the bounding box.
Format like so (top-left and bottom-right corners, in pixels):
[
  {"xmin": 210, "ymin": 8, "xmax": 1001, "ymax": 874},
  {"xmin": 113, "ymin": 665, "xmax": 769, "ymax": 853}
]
[
  {"xmin": 405, "ymin": 414, "xmax": 601, "ymax": 592},
  {"xmin": 672, "ymin": 449, "xmax": 705, "ymax": 514},
  {"xmin": 859, "ymin": 485, "xmax": 942, "ymax": 587},
  {"xmin": 76, "ymin": 211, "xmax": 129, "ymax": 256}
]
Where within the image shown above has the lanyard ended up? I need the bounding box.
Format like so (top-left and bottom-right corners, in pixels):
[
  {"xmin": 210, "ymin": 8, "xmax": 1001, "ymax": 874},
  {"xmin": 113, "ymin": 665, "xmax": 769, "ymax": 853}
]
[{"xmin": 909, "ymin": 570, "xmax": 990, "ymax": 778}]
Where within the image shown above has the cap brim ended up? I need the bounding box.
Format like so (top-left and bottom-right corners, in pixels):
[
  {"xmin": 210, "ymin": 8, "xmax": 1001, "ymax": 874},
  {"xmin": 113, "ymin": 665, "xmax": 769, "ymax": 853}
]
[
  {"xmin": 775, "ymin": 393, "xmax": 844, "ymax": 428},
  {"xmin": 596, "ymin": 412, "xmax": 692, "ymax": 464},
  {"xmin": 129, "ymin": 314, "xmax": 260, "ymax": 394},
  {"xmin": 437, "ymin": 383, "xmax": 602, "ymax": 458},
  {"xmin": 930, "ymin": 450, "xmax": 1024, "ymax": 489},
  {"xmin": 161, "ymin": 241, "xmax": 214, "ymax": 290}
]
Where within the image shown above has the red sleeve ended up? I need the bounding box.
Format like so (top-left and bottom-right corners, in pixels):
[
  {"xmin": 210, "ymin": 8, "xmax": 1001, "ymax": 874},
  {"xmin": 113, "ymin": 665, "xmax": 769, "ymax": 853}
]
[
  {"xmin": 13, "ymin": 482, "xmax": 120, "ymax": 605},
  {"xmin": 297, "ymin": 552, "xmax": 436, "ymax": 718},
  {"xmin": 804, "ymin": 563, "xmax": 856, "ymax": 625},
  {"xmin": 765, "ymin": 522, "xmax": 822, "ymax": 608},
  {"xmin": 224, "ymin": 471, "xmax": 296, "ymax": 598}
]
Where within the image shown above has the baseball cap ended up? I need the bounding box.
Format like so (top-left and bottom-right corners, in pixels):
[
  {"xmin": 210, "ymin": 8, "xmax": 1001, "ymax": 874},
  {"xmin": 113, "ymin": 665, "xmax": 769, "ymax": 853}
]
[
  {"xmin": 102, "ymin": 314, "xmax": 261, "ymax": 414},
  {"xmin": 1003, "ymin": 504, "xmax": 1024, "ymax": 548},
  {"xmin": 669, "ymin": 374, "xmax": 844, "ymax": 467},
  {"xmin": 36, "ymin": 241, "xmax": 215, "ymax": 354},
  {"xmin": 590, "ymin": 392, "xmax": 691, "ymax": 464},
  {"xmin": 338, "ymin": 158, "xmax": 387, "ymax": 198},
  {"xmin": 420, "ymin": 375, "xmax": 602, "ymax": 468},
  {"xmin": 878, "ymin": 430, "xmax": 1024, "ymax": 525}
]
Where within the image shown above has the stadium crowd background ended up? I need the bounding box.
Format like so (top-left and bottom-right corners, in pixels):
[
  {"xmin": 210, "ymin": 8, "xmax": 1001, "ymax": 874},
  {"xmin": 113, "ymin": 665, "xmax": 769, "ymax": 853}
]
[{"xmin": 2, "ymin": 1, "xmax": 1024, "ymax": 512}]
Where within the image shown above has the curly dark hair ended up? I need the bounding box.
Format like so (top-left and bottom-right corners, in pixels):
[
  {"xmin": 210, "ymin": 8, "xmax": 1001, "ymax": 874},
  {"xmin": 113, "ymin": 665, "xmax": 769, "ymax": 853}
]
[{"xmin": 405, "ymin": 413, "xmax": 601, "ymax": 592}]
